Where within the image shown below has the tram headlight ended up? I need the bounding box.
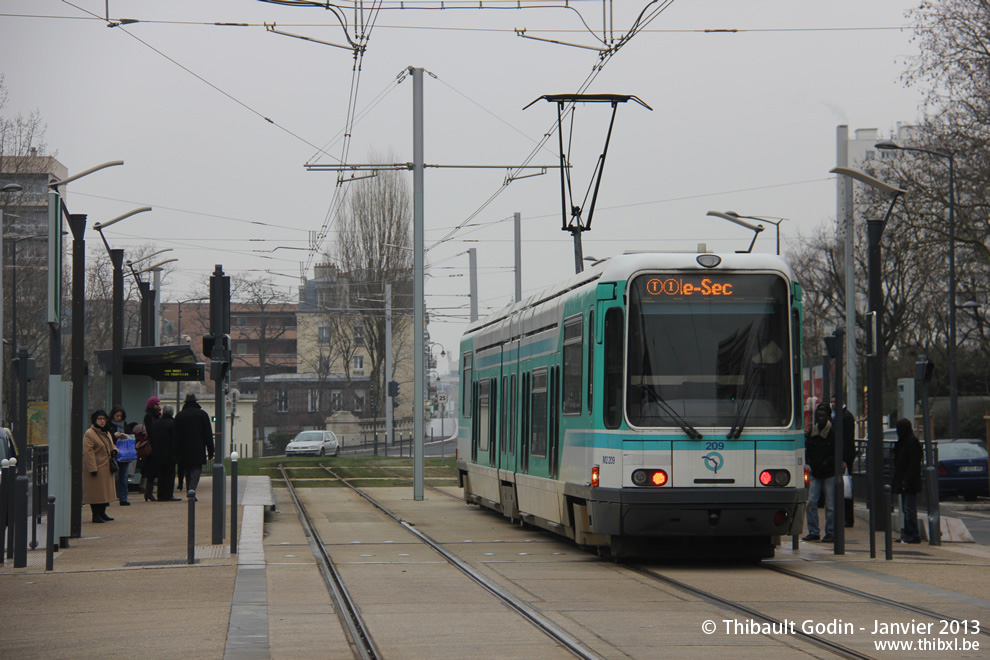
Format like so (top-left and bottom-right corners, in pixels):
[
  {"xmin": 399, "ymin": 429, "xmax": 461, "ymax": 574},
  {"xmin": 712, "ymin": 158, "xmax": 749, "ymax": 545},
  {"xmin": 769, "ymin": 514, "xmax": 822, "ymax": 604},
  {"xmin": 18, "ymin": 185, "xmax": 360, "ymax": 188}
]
[
  {"xmin": 803, "ymin": 467, "xmax": 810, "ymax": 488},
  {"xmin": 591, "ymin": 465, "xmax": 600, "ymax": 488}
]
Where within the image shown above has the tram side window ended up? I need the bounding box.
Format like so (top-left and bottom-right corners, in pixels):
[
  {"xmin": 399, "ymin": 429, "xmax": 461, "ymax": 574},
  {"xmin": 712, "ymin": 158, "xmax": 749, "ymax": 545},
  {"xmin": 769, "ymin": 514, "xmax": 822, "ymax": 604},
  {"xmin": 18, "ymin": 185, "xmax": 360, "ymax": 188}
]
[
  {"xmin": 479, "ymin": 379, "xmax": 490, "ymax": 452},
  {"xmin": 562, "ymin": 315, "xmax": 583, "ymax": 415},
  {"xmin": 587, "ymin": 310, "xmax": 594, "ymax": 415},
  {"xmin": 603, "ymin": 307, "xmax": 624, "ymax": 429},
  {"xmin": 471, "ymin": 381, "xmax": 479, "ymax": 462},
  {"xmin": 792, "ymin": 308, "xmax": 801, "ymax": 429},
  {"xmin": 521, "ymin": 373, "xmax": 530, "ymax": 472},
  {"xmin": 489, "ymin": 378, "xmax": 498, "ymax": 466},
  {"xmin": 500, "ymin": 375, "xmax": 508, "ymax": 454},
  {"xmin": 531, "ymin": 368, "xmax": 548, "ymax": 458},
  {"xmin": 509, "ymin": 374, "xmax": 517, "ymax": 455},
  {"xmin": 462, "ymin": 352, "xmax": 473, "ymax": 418}
]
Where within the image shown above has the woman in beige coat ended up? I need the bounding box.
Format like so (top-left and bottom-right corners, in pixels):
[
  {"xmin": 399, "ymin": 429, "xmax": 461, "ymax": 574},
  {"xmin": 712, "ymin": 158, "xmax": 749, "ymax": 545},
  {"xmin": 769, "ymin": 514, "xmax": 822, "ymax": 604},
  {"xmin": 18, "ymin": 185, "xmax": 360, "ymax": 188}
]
[{"xmin": 83, "ymin": 410, "xmax": 118, "ymax": 523}]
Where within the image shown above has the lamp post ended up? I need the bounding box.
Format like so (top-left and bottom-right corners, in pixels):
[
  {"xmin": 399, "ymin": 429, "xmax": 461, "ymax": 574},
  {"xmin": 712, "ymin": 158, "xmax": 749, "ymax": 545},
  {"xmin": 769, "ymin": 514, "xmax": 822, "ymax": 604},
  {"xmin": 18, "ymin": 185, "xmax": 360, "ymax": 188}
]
[
  {"xmin": 129, "ymin": 259, "xmax": 178, "ymax": 347},
  {"xmin": 830, "ymin": 166, "xmax": 905, "ymax": 545},
  {"xmin": 875, "ymin": 140, "xmax": 959, "ymax": 442},
  {"xmin": 93, "ymin": 207, "xmax": 153, "ymax": 407},
  {"xmin": 48, "ymin": 160, "xmax": 124, "ymax": 538}
]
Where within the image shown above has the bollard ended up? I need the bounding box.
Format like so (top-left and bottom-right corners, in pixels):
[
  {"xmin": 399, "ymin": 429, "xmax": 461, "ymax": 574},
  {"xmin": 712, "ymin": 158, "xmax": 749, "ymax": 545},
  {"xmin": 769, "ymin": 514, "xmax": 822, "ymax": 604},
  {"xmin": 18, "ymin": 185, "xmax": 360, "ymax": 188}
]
[
  {"xmin": 230, "ymin": 452, "xmax": 238, "ymax": 555},
  {"xmin": 187, "ymin": 489, "xmax": 196, "ymax": 565},
  {"xmin": 14, "ymin": 473, "xmax": 29, "ymax": 567},
  {"xmin": 7, "ymin": 457, "xmax": 16, "ymax": 559},
  {"xmin": 0, "ymin": 459, "xmax": 8, "ymax": 564},
  {"xmin": 883, "ymin": 485, "xmax": 893, "ymax": 561},
  {"xmin": 373, "ymin": 431, "xmax": 378, "ymax": 457},
  {"xmin": 46, "ymin": 496, "xmax": 55, "ymax": 571}
]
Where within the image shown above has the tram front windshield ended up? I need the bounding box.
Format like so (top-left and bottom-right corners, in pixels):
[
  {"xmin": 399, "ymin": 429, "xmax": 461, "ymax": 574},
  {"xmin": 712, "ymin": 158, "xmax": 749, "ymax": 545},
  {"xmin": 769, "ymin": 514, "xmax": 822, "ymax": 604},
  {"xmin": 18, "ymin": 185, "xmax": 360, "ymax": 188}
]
[{"xmin": 626, "ymin": 272, "xmax": 791, "ymax": 429}]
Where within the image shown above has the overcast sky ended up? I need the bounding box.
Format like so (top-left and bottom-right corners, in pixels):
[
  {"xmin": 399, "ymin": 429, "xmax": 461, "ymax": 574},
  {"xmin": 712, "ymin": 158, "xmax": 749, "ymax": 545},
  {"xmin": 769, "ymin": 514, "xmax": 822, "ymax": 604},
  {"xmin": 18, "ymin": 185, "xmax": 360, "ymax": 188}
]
[{"xmin": 0, "ymin": 1, "xmax": 926, "ymax": 360}]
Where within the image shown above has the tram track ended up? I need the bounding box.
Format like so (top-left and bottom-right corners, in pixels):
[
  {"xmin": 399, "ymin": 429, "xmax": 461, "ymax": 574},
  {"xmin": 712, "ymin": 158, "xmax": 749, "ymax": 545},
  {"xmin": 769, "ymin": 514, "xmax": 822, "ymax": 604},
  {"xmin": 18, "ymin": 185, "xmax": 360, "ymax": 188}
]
[
  {"xmin": 287, "ymin": 463, "xmax": 985, "ymax": 658},
  {"xmin": 763, "ymin": 563, "xmax": 990, "ymax": 637},
  {"xmin": 282, "ymin": 462, "xmax": 600, "ymax": 659},
  {"xmin": 279, "ymin": 465, "xmax": 381, "ymax": 660},
  {"xmin": 624, "ymin": 563, "xmax": 875, "ymax": 659},
  {"xmin": 323, "ymin": 464, "xmax": 876, "ymax": 658}
]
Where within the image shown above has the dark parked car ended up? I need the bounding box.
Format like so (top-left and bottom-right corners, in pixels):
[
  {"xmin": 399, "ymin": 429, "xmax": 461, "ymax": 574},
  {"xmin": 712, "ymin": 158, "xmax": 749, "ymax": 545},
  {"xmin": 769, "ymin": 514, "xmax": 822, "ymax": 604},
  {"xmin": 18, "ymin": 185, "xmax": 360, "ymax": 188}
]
[{"xmin": 935, "ymin": 440, "xmax": 989, "ymax": 501}]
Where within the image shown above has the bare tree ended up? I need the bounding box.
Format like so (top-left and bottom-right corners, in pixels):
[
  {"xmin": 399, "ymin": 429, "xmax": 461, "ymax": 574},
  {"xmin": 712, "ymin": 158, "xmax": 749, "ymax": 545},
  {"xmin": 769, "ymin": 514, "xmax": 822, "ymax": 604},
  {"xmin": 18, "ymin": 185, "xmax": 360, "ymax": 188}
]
[
  {"xmin": 329, "ymin": 154, "xmax": 414, "ymax": 416},
  {"xmin": 1, "ymin": 75, "xmax": 52, "ymax": 418}
]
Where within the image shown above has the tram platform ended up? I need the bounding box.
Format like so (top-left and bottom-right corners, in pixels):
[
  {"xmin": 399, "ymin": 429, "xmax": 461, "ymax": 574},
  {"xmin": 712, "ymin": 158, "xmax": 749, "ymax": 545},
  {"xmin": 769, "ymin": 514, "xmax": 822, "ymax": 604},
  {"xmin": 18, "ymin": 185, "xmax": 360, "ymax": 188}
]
[{"xmin": 1, "ymin": 478, "xmax": 988, "ymax": 658}]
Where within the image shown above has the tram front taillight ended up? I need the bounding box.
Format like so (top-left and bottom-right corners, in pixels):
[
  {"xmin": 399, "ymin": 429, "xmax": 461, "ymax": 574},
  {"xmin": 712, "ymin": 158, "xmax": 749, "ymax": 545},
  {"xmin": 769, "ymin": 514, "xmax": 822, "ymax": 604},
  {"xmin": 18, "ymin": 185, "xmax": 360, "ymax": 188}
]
[
  {"xmin": 759, "ymin": 469, "xmax": 791, "ymax": 487},
  {"xmin": 591, "ymin": 465, "xmax": 600, "ymax": 488},
  {"xmin": 803, "ymin": 467, "xmax": 810, "ymax": 488},
  {"xmin": 631, "ymin": 469, "xmax": 668, "ymax": 487}
]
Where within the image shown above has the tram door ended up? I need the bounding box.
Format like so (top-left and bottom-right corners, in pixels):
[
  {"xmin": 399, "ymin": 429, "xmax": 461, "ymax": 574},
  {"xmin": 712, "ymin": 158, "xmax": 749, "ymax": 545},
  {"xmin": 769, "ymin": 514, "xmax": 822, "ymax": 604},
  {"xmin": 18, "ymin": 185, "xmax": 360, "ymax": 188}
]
[{"xmin": 500, "ymin": 339, "xmax": 519, "ymax": 472}]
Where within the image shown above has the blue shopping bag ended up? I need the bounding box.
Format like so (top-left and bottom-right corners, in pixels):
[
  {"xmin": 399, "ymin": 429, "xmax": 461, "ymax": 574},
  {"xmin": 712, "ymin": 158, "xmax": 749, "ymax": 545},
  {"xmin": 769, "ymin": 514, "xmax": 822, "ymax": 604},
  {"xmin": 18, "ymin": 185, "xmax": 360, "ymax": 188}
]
[{"xmin": 116, "ymin": 436, "xmax": 137, "ymax": 462}]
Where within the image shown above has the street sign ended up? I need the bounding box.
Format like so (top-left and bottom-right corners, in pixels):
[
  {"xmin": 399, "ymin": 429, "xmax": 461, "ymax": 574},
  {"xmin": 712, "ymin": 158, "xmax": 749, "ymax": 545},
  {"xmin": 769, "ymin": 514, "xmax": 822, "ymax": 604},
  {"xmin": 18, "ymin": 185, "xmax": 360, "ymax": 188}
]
[{"xmin": 438, "ymin": 393, "xmax": 447, "ymax": 404}]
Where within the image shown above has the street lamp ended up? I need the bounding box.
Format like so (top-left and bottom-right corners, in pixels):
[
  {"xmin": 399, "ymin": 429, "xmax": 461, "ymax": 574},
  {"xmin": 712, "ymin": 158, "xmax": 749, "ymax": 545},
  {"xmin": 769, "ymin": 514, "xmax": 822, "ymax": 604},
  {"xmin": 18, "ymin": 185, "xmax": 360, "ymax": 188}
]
[
  {"xmin": 830, "ymin": 165, "xmax": 906, "ymax": 546},
  {"xmin": 707, "ymin": 210, "xmax": 785, "ymax": 255},
  {"xmin": 47, "ymin": 160, "xmax": 124, "ymax": 540},
  {"xmin": 93, "ymin": 207, "xmax": 153, "ymax": 407},
  {"xmin": 875, "ymin": 139, "xmax": 960, "ymax": 442},
  {"xmin": 129, "ymin": 258, "xmax": 178, "ymax": 347}
]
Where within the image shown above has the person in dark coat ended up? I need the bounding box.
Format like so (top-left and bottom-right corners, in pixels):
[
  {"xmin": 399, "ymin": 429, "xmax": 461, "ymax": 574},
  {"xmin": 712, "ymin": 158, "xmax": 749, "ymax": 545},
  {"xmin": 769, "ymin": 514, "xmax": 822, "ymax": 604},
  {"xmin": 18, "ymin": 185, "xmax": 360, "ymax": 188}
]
[
  {"xmin": 174, "ymin": 393, "xmax": 215, "ymax": 493},
  {"xmin": 831, "ymin": 396, "xmax": 858, "ymax": 527},
  {"xmin": 150, "ymin": 405, "xmax": 180, "ymax": 501},
  {"xmin": 803, "ymin": 402, "xmax": 836, "ymax": 542},
  {"xmin": 140, "ymin": 396, "xmax": 163, "ymax": 501},
  {"xmin": 892, "ymin": 418, "xmax": 923, "ymax": 544}
]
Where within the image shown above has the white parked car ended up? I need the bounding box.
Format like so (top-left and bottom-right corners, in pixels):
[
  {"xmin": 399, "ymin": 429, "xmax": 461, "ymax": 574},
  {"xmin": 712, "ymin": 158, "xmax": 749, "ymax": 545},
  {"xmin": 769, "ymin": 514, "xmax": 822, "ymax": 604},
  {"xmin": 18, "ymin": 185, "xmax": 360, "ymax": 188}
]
[{"xmin": 285, "ymin": 430, "xmax": 340, "ymax": 457}]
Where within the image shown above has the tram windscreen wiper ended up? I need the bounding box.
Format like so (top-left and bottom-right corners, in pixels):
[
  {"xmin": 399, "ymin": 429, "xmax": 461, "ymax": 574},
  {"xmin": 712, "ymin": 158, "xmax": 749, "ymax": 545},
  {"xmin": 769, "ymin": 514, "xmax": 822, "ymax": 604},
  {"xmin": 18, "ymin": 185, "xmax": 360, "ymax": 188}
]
[
  {"xmin": 637, "ymin": 383, "xmax": 703, "ymax": 440},
  {"xmin": 726, "ymin": 364, "xmax": 765, "ymax": 439}
]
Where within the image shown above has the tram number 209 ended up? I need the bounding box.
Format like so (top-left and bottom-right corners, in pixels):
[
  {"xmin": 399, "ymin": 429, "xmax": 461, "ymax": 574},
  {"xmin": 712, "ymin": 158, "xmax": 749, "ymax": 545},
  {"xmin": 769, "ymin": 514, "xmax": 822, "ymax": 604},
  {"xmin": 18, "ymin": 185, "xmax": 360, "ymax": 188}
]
[
  {"xmin": 601, "ymin": 456, "xmax": 616, "ymax": 464},
  {"xmin": 705, "ymin": 441, "xmax": 724, "ymax": 451}
]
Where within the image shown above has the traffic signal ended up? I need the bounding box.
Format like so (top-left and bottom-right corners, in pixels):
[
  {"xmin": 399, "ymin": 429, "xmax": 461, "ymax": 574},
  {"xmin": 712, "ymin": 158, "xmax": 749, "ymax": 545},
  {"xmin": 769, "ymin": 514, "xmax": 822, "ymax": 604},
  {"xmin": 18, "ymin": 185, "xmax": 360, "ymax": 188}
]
[{"xmin": 387, "ymin": 380, "xmax": 400, "ymax": 398}]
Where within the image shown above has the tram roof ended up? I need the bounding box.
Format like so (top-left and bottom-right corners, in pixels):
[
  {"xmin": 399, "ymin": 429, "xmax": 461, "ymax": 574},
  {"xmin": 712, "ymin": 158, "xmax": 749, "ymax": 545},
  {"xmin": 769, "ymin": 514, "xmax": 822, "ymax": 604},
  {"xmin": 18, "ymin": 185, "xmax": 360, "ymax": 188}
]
[{"xmin": 465, "ymin": 250, "xmax": 794, "ymax": 336}]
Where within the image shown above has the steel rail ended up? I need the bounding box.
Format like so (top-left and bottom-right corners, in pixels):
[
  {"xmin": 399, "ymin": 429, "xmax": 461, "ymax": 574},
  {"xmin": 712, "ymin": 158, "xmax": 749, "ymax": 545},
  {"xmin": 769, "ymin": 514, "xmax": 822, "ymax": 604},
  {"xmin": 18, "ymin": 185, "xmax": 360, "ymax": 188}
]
[
  {"xmin": 627, "ymin": 564, "xmax": 874, "ymax": 660},
  {"xmin": 279, "ymin": 465, "xmax": 381, "ymax": 660},
  {"xmin": 319, "ymin": 464, "xmax": 601, "ymax": 660},
  {"xmin": 764, "ymin": 564, "xmax": 990, "ymax": 637}
]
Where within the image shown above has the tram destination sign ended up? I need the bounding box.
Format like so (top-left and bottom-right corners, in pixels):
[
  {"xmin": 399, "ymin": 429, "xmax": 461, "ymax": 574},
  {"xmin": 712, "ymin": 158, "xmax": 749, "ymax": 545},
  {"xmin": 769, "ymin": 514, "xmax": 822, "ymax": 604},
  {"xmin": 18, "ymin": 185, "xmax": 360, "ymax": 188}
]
[{"xmin": 637, "ymin": 273, "xmax": 783, "ymax": 301}]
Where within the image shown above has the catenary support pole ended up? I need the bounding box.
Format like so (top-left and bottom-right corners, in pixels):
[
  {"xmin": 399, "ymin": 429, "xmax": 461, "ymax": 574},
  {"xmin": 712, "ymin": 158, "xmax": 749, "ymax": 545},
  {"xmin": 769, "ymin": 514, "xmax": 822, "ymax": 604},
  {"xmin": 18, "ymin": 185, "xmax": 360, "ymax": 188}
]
[
  {"xmin": 514, "ymin": 212, "xmax": 522, "ymax": 303},
  {"xmin": 68, "ymin": 214, "xmax": 87, "ymax": 538},
  {"xmin": 412, "ymin": 66, "xmax": 425, "ymax": 502}
]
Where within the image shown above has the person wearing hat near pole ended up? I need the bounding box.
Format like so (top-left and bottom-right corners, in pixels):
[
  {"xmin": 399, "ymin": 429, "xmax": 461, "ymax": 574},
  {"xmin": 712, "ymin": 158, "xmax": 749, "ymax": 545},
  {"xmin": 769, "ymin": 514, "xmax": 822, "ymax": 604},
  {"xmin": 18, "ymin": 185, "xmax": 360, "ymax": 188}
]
[
  {"xmin": 803, "ymin": 402, "xmax": 836, "ymax": 542},
  {"xmin": 141, "ymin": 397, "xmax": 163, "ymax": 501},
  {"xmin": 175, "ymin": 393, "xmax": 215, "ymax": 493},
  {"xmin": 83, "ymin": 410, "xmax": 118, "ymax": 523}
]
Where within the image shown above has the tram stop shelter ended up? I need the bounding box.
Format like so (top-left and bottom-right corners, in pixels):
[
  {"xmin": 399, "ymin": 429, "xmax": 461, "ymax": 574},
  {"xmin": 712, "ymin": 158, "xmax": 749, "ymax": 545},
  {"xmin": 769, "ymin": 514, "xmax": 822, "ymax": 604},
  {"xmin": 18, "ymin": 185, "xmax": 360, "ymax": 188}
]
[{"xmin": 95, "ymin": 345, "xmax": 205, "ymax": 416}]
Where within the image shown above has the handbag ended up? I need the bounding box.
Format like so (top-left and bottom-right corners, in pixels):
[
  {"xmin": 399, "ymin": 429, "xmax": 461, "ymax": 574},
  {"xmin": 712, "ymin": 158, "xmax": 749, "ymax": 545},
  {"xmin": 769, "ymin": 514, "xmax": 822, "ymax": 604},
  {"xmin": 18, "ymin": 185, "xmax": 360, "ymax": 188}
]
[
  {"xmin": 109, "ymin": 457, "xmax": 119, "ymax": 474},
  {"xmin": 116, "ymin": 436, "xmax": 137, "ymax": 462},
  {"xmin": 136, "ymin": 438, "xmax": 152, "ymax": 459}
]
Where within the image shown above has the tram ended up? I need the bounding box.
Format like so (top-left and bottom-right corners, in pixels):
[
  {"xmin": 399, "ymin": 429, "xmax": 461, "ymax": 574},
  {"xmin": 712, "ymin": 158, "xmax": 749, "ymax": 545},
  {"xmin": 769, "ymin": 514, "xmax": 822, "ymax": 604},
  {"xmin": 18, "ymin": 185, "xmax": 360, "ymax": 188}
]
[{"xmin": 455, "ymin": 250, "xmax": 807, "ymax": 559}]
